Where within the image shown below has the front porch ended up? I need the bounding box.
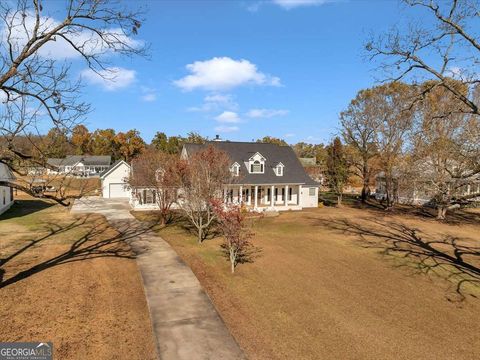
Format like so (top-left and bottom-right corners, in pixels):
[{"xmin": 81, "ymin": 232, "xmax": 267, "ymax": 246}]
[{"xmin": 223, "ymin": 184, "xmax": 303, "ymax": 211}]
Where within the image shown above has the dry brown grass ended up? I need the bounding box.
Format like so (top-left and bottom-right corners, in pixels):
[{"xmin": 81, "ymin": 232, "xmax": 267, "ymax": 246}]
[
  {"xmin": 0, "ymin": 199, "xmax": 156, "ymax": 359},
  {"xmin": 153, "ymin": 206, "xmax": 480, "ymax": 360}
]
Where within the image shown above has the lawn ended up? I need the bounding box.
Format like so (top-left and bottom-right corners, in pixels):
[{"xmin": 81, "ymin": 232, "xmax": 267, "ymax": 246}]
[
  {"xmin": 140, "ymin": 206, "xmax": 480, "ymax": 360},
  {"xmin": 0, "ymin": 199, "xmax": 157, "ymax": 359}
]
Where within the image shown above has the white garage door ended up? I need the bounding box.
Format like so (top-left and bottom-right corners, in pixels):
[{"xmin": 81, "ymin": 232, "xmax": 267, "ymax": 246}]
[{"xmin": 109, "ymin": 183, "xmax": 128, "ymax": 198}]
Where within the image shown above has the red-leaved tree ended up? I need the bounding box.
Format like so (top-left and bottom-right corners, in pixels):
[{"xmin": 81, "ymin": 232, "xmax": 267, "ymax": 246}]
[{"xmin": 211, "ymin": 200, "xmax": 255, "ymax": 274}]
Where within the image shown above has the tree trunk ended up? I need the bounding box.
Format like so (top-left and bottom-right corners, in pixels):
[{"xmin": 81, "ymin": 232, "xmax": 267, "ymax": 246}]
[
  {"xmin": 361, "ymin": 164, "xmax": 369, "ymax": 203},
  {"xmin": 230, "ymin": 249, "xmax": 235, "ymax": 273},
  {"xmin": 337, "ymin": 193, "xmax": 342, "ymax": 207},
  {"xmin": 198, "ymin": 226, "xmax": 203, "ymax": 243},
  {"xmin": 437, "ymin": 206, "xmax": 448, "ymax": 220}
]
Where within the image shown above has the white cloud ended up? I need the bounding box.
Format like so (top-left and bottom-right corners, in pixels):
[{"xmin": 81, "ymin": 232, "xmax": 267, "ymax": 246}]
[
  {"xmin": 188, "ymin": 93, "xmax": 238, "ymax": 112},
  {"xmin": 0, "ymin": 12, "xmax": 142, "ymax": 61},
  {"xmin": 81, "ymin": 67, "xmax": 136, "ymax": 91},
  {"xmin": 215, "ymin": 111, "xmax": 241, "ymax": 123},
  {"xmin": 174, "ymin": 57, "xmax": 281, "ymax": 91},
  {"xmin": 246, "ymin": 2, "xmax": 263, "ymax": 12},
  {"xmin": 246, "ymin": 108, "xmax": 289, "ymax": 118},
  {"xmin": 272, "ymin": 0, "xmax": 331, "ymax": 9},
  {"xmin": 285, "ymin": 133, "xmax": 295, "ymax": 138},
  {"xmin": 141, "ymin": 93, "xmax": 157, "ymax": 102},
  {"xmin": 215, "ymin": 125, "xmax": 239, "ymax": 133},
  {"xmin": 140, "ymin": 86, "xmax": 157, "ymax": 102}
]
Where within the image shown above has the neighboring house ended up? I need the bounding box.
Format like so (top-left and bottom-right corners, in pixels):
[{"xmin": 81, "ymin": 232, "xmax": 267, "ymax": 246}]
[
  {"xmin": 47, "ymin": 155, "xmax": 111, "ymax": 177},
  {"xmin": 375, "ymin": 171, "xmax": 480, "ymax": 205},
  {"xmin": 299, "ymin": 157, "xmax": 316, "ymax": 167},
  {"xmin": 0, "ymin": 163, "xmax": 15, "ymax": 215},
  {"xmin": 299, "ymin": 157, "xmax": 325, "ymax": 186},
  {"xmin": 100, "ymin": 160, "xmax": 131, "ymax": 198},
  {"xmin": 181, "ymin": 141, "xmax": 319, "ymax": 211}
]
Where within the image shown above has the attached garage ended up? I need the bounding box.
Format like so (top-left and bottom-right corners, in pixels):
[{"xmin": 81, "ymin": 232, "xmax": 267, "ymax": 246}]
[
  {"xmin": 109, "ymin": 183, "xmax": 128, "ymax": 198},
  {"xmin": 100, "ymin": 160, "xmax": 131, "ymax": 198}
]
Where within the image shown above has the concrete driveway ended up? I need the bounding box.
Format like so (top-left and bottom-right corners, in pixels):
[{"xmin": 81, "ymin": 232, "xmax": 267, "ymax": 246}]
[{"xmin": 71, "ymin": 197, "xmax": 245, "ymax": 360}]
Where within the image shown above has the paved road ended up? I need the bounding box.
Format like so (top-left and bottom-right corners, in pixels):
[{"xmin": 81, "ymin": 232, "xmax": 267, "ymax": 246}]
[{"xmin": 71, "ymin": 197, "xmax": 245, "ymax": 360}]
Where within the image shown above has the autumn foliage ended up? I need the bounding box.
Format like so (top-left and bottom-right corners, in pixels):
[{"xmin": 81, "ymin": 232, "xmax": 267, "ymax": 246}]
[{"xmin": 211, "ymin": 200, "xmax": 255, "ymax": 274}]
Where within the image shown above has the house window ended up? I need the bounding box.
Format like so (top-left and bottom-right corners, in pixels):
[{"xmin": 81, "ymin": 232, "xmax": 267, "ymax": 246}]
[
  {"xmin": 231, "ymin": 163, "xmax": 240, "ymax": 177},
  {"xmin": 275, "ymin": 188, "xmax": 278, "ymax": 201},
  {"xmin": 267, "ymin": 188, "xmax": 271, "ymax": 201},
  {"xmin": 250, "ymin": 160, "xmax": 263, "ymax": 173},
  {"xmin": 309, "ymin": 187, "xmax": 316, "ymax": 196},
  {"xmin": 142, "ymin": 189, "xmax": 156, "ymax": 204},
  {"xmin": 156, "ymin": 168, "xmax": 165, "ymax": 181},
  {"xmin": 275, "ymin": 164, "xmax": 284, "ymax": 176},
  {"xmin": 289, "ymin": 187, "xmax": 292, "ymax": 201}
]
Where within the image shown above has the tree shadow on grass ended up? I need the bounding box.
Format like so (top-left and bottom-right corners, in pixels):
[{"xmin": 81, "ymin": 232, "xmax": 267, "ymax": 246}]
[
  {"xmin": 312, "ymin": 216, "xmax": 480, "ymax": 302},
  {"xmin": 0, "ymin": 214, "xmax": 158, "ymax": 289},
  {"xmin": 0, "ymin": 200, "xmax": 55, "ymax": 220}
]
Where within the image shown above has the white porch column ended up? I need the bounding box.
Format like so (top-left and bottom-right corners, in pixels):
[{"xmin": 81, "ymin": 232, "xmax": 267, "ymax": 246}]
[
  {"xmin": 285, "ymin": 185, "xmax": 288, "ymax": 206},
  {"xmin": 298, "ymin": 185, "xmax": 302, "ymax": 205},
  {"xmin": 254, "ymin": 185, "xmax": 258, "ymax": 209},
  {"xmin": 239, "ymin": 185, "xmax": 243, "ymax": 203},
  {"xmin": 271, "ymin": 185, "xmax": 274, "ymax": 207}
]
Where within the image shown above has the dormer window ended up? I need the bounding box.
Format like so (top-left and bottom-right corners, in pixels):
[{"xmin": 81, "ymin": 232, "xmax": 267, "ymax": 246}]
[
  {"xmin": 248, "ymin": 152, "xmax": 266, "ymax": 174},
  {"xmin": 155, "ymin": 168, "xmax": 165, "ymax": 182},
  {"xmin": 275, "ymin": 163, "xmax": 284, "ymax": 176},
  {"xmin": 250, "ymin": 160, "xmax": 264, "ymax": 173},
  {"xmin": 231, "ymin": 162, "xmax": 240, "ymax": 177}
]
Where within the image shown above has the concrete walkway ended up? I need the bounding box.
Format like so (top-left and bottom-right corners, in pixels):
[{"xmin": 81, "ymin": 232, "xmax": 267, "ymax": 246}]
[{"xmin": 71, "ymin": 197, "xmax": 245, "ymax": 360}]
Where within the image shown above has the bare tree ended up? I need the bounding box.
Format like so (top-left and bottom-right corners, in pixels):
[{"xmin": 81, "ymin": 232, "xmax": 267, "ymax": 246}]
[
  {"xmin": 372, "ymin": 82, "xmax": 415, "ymax": 210},
  {"xmin": 366, "ymin": 0, "xmax": 480, "ymax": 116},
  {"xmin": 340, "ymin": 88, "xmax": 380, "ymax": 202},
  {"xmin": 409, "ymin": 80, "xmax": 480, "ymax": 219},
  {"xmin": 130, "ymin": 149, "xmax": 182, "ymax": 226},
  {"xmin": 0, "ymin": 0, "xmax": 145, "ymax": 204},
  {"xmin": 178, "ymin": 145, "xmax": 231, "ymax": 243}
]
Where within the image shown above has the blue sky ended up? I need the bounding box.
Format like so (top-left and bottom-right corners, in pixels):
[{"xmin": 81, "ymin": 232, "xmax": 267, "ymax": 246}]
[{"xmin": 69, "ymin": 0, "xmax": 413, "ymax": 144}]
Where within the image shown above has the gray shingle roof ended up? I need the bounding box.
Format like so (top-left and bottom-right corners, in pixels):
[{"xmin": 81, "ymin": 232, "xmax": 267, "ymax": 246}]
[
  {"xmin": 183, "ymin": 141, "xmax": 319, "ymax": 186},
  {"xmin": 47, "ymin": 155, "xmax": 111, "ymax": 167}
]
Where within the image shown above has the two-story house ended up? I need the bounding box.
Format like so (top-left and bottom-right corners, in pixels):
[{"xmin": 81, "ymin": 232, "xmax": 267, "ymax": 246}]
[{"xmin": 181, "ymin": 141, "xmax": 319, "ymax": 211}]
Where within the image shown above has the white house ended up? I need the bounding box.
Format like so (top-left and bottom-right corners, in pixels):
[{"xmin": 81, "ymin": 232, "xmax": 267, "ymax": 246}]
[
  {"xmin": 375, "ymin": 171, "xmax": 480, "ymax": 205},
  {"xmin": 100, "ymin": 141, "xmax": 320, "ymax": 211},
  {"xmin": 0, "ymin": 163, "xmax": 15, "ymax": 215},
  {"xmin": 100, "ymin": 160, "xmax": 131, "ymax": 198},
  {"xmin": 131, "ymin": 141, "xmax": 319, "ymax": 212},
  {"xmin": 47, "ymin": 155, "xmax": 111, "ymax": 177}
]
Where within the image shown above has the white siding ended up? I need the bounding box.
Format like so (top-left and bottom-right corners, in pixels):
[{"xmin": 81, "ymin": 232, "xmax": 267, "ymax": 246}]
[
  {"xmin": 0, "ymin": 164, "xmax": 14, "ymax": 215},
  {"xmin": 0, "ymin": 185, "xmax": 13, "ymax": 215},
  {"xmin": 300, "ymin": 186, "xmax": 318, "ymax": 208},
  {"xmin": 101, "ymin": 162, "xmax": 130, "ymax": 198}
]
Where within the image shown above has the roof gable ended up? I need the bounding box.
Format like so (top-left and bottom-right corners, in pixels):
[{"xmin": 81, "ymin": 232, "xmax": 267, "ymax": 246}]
[{"xmin": 100, "ymin": 160, "xmax": 130, "ymax": 179}]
